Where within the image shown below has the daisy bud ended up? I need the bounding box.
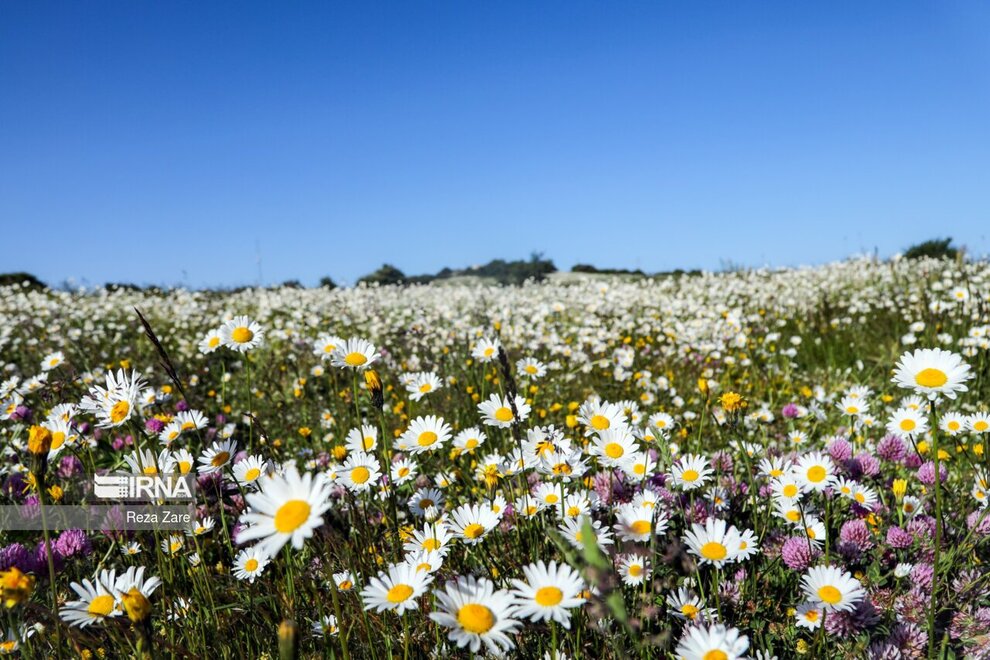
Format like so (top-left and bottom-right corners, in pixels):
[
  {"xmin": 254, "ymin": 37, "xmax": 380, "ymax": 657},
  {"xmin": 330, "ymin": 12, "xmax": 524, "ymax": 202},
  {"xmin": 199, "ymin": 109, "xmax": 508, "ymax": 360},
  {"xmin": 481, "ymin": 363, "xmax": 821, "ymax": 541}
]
[
  {"xmin": 0, "ymin": 567, "xmax": 35, "ymax": 609},
  {"xmin": 122, "ymin": 588, "xmax": 151, "ymax": 622},
  {"xmin": 278, "ymin": 619, "xmax": 299, "ymax": 660},
  {"xmin": 27, "ymin": 425, "xmax": 52, "ymax": 455},
  {"xmin": 364, "ymin": 370, "xmax": 384, "ymax": 410}
]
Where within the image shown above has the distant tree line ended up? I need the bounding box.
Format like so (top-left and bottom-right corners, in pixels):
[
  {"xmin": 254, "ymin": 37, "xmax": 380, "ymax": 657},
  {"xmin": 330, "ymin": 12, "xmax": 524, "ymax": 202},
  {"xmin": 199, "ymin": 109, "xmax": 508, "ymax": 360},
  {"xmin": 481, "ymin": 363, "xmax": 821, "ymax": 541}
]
[
  {"xmin": 357, "ymin": 253, "xmax": 558, "ymax": 287},
  {"xmin": 0, "ymin": 238, "xmax": 967, "ymax": 292}
]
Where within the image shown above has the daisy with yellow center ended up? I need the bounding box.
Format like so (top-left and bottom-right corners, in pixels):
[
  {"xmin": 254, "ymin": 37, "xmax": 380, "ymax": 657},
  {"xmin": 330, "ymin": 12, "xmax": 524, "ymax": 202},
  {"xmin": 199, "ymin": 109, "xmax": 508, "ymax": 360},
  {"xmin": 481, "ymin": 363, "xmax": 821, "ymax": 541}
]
[
  {"xmin": 360, "ymin": 562, "xmax": 432, "ymax": 615},
  {"xmin": 330, "ymin": 337, "xmax": 380, "ymax": 370},
  {"xmin": 237, "ymin": 465, "xmax": 333, "ymax": 557},
  {"xmin": 683, "ymin": 518, "xmax": 744, "ymax": 567},
  {"xmin": 477, "ymin": 393, "xmax": 531, "ymax": 429},
  {"xmin": 198, "ymin": 328, "xmax": 223, "ymax": 354},
  {"xmin": 516, "ymin": 357, "xmax": 547, "ymax": 379},
  {"xmin": 430, "ymin": 575, "xmax": 521, "ymax": 654},
  {"xmin": 617, "ymin": 554, "xmax": 651, "ymax": 586},
  {"xmin": 892, "ymin": 348, "xmax": 972, "ymax": 400},
  {"xmin": 233, "ymin": 454, "xmax": 269, "ymax": 487},
  {"xmin": 801, "ymin": 565, "xmax": 865, "ymax": 612},
  {"xmin": 590, "ymin": 428, "xmax": 637, "ymax": 467},
  {"xmin": 675, "ymin": 623, "xmax": 750, "ymax": 660},
  {"xmin": 670, "ymin": 453, "xmax": 713, "ymax": 491},
  {"xmin": 219, "ymin": 315, "xmax": 264, "ymax": 353},
  {"xmin": 345, "ymin": 424, "xmax": 379, "ymax": 454},
  {"xmin": 667, "ymin": 587, "xmax": 711, "ymax": 622},
  {"xmin": 398, "ymin": 415, "xmax": 453, "ymax": 455},
  {"xmin": 339, "ymin": 453, "xmax": 382, "ymax": 493},
  {"xmin": 613, "ymin": 503, "xmax": 667, "ymax": 543},
  {"xmin": 577, "ymin": 400, "xmax": 629, "ymax": 437},
  {"xmin": 509, "ymin": 560, "xmax": 586, "ymax": 629},
  {"xmin": 58, "ymin": 570, "xmax": 120, "ymax": 628},
  {"xmin": 470, "ymin": 337, "xmax": 501, "ymax": 363},
  {"xmin": 233, "ymin": 546, "xmax": 270, "ymax": 583},
  {"xmin": 448, "ymin": 503, "xmax": 500, "ymax": 545},
  {"xmin": 887, "ymin": 407, "xmax": 927, "ymax": 438},
  {"xmin": 795, "ymin": 452, "xmax": 835, "ymax": 492},
  {"xmin": 197, "ymin": 439, "xmax": 237, "ymax": 474}
]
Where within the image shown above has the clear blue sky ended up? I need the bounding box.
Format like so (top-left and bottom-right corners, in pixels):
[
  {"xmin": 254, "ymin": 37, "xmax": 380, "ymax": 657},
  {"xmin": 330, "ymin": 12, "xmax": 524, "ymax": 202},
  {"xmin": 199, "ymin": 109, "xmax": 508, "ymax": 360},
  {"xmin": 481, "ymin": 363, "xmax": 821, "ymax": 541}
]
[{"xmin": 2, "ymin": 2, "xmax": 989, "ymax": 288}]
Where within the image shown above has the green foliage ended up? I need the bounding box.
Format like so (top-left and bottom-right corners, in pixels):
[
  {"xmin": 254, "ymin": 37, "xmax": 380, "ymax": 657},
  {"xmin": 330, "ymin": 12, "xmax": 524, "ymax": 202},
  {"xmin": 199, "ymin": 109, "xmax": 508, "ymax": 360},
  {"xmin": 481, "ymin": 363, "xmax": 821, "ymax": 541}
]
[
  {"xmin": 357, "ymin": 263, "xmax": 407, "ymax": 286},
  {"xmin": 357, "ymin": 254, "xmax": 557, "ymax": 286},
  {"xmin": 318, "ymin": 276, "xmax": 337, "ymax": 290},
  {"xmin": 904, "ymin": 237, "xmax": 958, "ymax": 260},
  {"xmin": 0, "ymin": 272, "xmax": 46, "ymax": 290}
]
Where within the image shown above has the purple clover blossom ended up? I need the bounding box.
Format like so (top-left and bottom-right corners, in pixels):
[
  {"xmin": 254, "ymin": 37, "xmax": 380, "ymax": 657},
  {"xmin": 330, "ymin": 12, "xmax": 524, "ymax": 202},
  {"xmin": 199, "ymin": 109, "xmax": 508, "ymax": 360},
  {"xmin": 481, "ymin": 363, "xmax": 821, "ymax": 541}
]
[
  {"xmin": 781, "ymin": 402, "xmax": 801, "ymax": 419},
  {"xmin": 877, "ymin": 434, "xmax": 907, "ymax": 462},
  {"xmin": 781, "ymin": 536, "xmax": 819, "ymax": 570},
  {"xmin": 53, "ymin": 529, "xmax": 92, "ymax": 559},
  {"xmin": 916, "ymin": 461, "xmax": 946, "ymax": 486},
  {"xmin": 827, "ymin": 437, "xmax": 854, "ymax": 462},
  {"xmin": 886, "ymin": 526, "xmax": 913, "ymax": 549}
]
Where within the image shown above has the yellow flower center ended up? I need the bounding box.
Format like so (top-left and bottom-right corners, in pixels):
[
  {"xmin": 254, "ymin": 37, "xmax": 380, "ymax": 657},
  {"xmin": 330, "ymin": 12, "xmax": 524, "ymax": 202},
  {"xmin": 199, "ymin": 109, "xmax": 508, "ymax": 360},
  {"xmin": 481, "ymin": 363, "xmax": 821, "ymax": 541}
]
[
  {"xmin": 397, "ymin": 467, "xmax": 410, "ymax": 478},
  {"xmin": 245, "ymin": 558, "xmax": 259, "ymax": 572},
  {"xmin": 703, "ymin": 651, "xmax": 728, "ymax": 660},
  {"xmin": 807, "ymin": 466, "xmax": 827, "ymax": 483},
  {"xmin": 110, "ymin": 400, "xmax": 131, "ymax": 424},
  {"xmin": 681, "ymin": 603, "xmax": 699, "ymax": 619},
  {"xmin": 949, "ymin": 421, "xmax": 960, "ymax": 431},
  {"xmin": 915, "ymin": 368, "xmax": 948, "ymax": 388},
  {"xmin": 339, "ymin": 580, "xmax": 353, "ymax": 590},
  {"xmin": 231, "ymin": 327, "xmax": 254, "ymax": 343},
  {"xmin": 545, "ymin": 494, "xmax": 559, "ymax": 504},
  {"xmin": 457, "ymin": 603, "xmax": 495, "ymax": 633},
  {"xmin": 590, "ymin": 414, "xmax": 610, "ymax": 430},
  {"xmin": 209, "ymin": 336, "xmax": 220, "ymax": 348},
  {"xmin": 351, "ymin": 466, "xmax": 371, "ymax": 484},
  {"xmin": 211, "ymin": 451, "xmax": 230, "ymax": 467},
  {"xmin": 423, "ymin": 538, "xmax": 441, "ymax": 551},
  {"xmin": 344, "ymin": 352, "xmax": 367, "ymax": 367},
  {"xmin": 975, "ymin": 421, "xmax": 989, "ymax": 432},
  {"xmin": 386, "ymin": 583, "xmax": 413, "ymax": 603},
  {"xmin": 630, "ymin": 520, "xmax": 651, "ymax": 535},
  {"xmin": 419, "ymin": 383, "xmax": 432, "ymax": 393},
  {"xmin": 418, "ymin": 431, "xmax": 438, "ymax": 447},
  {"xmin": 681, "ymin": 469, "xmax": 699, "ymax": 482},
  {"xmin": 634, "ymin": 463, "xmax": 646, "ymax": 475},
  {"xmin": 243, "ymin": 467, "xmax": 261, "ymax": 481},
  {"xmin": 178, "ymin": 461, "xmax": 191, "ymax": 474},
  {"xmin": 786, "ymin": 510, "xmax": 801, "ymax": 522},
  {"xmin": 805, "ymin": 609, "xmax": 820, "ymax": 622},
  {"xmin": 143, "ymin": 465, "xmax": 158, "ymax": 475},
  {"xmin": 901, "ymin": 419, "xmax": 916, "ymax": 431},
  {"xmin": 465, "ymin": 438, "xmax": 479, "ymax": 449},
  {"xmin": 494, "ymin": 407, "xmax": 513, "ymax": 422},
  {"xmin": 628, "ymin": 564, "xmax": 643, "ymax": 577},
  {"xmin": 817, "ymin": 585, "xmax": 842, "ymax": 605},
  {"xmin": 88, "ymin": 593, "xmax": 116, "ymax": 617},
  {"xmin": 483, "ymin": 347, "xmax": 495, "ymax": 357},
  {"xmin": 783, "ymin": 484, "xmax": 798, "ymax": 498},
  {"xmin": 604, "ymin": 443, "xmax": 624, "ymax": 459},
  {"xmin": 363, "ymin": 436, "xmax": 375, "ymax": 450},
  {"xmin": 525, "ymin": 365, "xmax": 538, "ymax": 374},
  {"xmin": 416, "ymin": 562, "xmax": 432, "ymax": 573},
  {"xmin": 700, "ymin": 542, "xmax": 727, "ymax": 561},
  {"xmin": 51, "ymin": 431, "xmax": 66, "ymax": 450},
  {"xmin": 273, "ymin": 500, "xmax": 311, "ymax": 533},
  {"xmin": 463, "ymin": 523, "xmax": 485, "ymax": 539},
  {"xmin": 535, "ymin": 586, "xmax": 563, "ymax": 607}
]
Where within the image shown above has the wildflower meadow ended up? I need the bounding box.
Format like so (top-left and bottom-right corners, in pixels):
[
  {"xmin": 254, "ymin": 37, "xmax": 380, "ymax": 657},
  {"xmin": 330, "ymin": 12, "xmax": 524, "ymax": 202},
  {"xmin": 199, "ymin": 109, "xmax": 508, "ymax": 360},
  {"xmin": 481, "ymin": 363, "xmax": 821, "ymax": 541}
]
[{"xmin": 2, "ymin": 255, "xmax": 990, "ymax": 659}]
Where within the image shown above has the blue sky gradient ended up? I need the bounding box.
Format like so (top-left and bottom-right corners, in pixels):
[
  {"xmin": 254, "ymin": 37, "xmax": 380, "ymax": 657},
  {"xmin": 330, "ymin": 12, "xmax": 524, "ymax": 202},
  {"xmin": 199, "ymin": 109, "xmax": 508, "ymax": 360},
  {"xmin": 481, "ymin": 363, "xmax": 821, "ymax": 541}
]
[{"xmin": 2, "ymin": 2, "xmax": 989, "ymax": 287}]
